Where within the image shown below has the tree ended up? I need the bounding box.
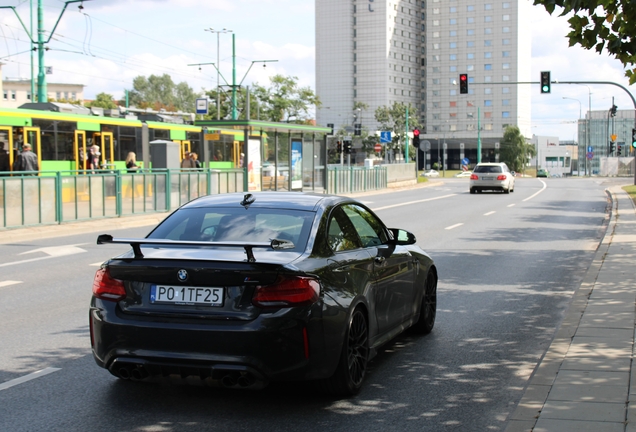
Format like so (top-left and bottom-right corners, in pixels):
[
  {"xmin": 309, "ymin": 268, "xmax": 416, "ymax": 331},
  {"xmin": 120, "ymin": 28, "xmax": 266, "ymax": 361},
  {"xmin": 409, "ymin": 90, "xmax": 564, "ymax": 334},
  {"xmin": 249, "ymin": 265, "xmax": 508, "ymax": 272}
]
[
  {"xmin": 533, "ymin": 0, "xmax": 636, "ymax": 84},
  {"xmin": 126, "ymin": 74, "xmax": 201, "ymax": 112},
  {"xmin": 375, "ymin": 102, "xmax": 421, "ymax": 161},
  {"xmin": 499, "ymin": 125, "xmax": 536, "ymax": 173},
  {"xmin": 85, "ymin": 93, "xmax": 118, "ymax": 109},
  {"xmin": 250, "ymin": 75, "xmax": 321, "ymax": 123}
]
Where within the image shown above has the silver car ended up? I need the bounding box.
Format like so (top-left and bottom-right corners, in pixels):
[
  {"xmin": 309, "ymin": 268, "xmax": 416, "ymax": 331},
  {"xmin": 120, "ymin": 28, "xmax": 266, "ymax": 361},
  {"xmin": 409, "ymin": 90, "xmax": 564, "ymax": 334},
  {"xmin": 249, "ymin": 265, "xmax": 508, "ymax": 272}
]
[{"xmin": 469, "ymin": 162, "xmax": 515, "ymax": 194}]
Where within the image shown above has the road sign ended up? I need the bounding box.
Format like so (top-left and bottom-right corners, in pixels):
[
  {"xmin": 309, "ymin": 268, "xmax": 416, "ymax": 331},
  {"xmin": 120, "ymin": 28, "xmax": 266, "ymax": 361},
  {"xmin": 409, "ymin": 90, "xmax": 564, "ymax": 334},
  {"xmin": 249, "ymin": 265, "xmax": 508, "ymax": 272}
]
[
  {"xmin": 374, "ymin": 143, "xmax": 382, "ymax": 152},
  {"xmin": 587, "ymin": 152, "xmax": 594, "ymax": 160},
  {"xmin": 461, "ymin": 157, "xmax": 469, "ymax": 165},
  {"xmin": 196, "ymin": 98, "xmax": 208, "ymax": 114},
  {"xmin": 588, "ymin": 146, "xmax": 593, "ymax": 153},
  {"xmin": 422, "ymin": 140, "xmax": 430, "ymax": 151},
  {"xmin": 380, "ymin": 131, "xmax": 392, "ymax": 143}
]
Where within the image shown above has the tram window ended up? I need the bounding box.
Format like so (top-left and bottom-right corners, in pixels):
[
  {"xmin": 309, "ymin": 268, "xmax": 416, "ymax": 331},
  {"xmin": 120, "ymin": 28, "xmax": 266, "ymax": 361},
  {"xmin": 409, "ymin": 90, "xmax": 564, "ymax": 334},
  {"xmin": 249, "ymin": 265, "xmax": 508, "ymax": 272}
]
[
  {"xmin": 41, "ymin": 132, "xmax": 56, "ymax": 160},
  {"xmin": 153, "ymin": 129, "xmax": 169, "ymax": 140},
  {"xmin": 57, "ymin": 121, "xmax": 74, "ymax": 132},
  {"xmin": 58, "ymin": 132, "xmax": 74, "ymax": 161}
]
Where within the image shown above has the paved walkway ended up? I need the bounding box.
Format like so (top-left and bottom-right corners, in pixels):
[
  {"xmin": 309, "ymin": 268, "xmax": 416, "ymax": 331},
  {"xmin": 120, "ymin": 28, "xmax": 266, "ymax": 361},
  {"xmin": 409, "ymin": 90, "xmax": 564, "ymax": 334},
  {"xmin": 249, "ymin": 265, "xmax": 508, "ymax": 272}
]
[{"xmin": 506, "ymin": 185, "xmax": 636, "ymax": 432}]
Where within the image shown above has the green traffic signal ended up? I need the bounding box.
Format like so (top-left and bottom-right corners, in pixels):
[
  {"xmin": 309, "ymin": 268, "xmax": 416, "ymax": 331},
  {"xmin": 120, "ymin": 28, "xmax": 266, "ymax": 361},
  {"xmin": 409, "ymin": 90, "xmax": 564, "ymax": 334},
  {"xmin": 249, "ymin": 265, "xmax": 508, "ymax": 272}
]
[{"xmin": 540, "ymin": 71, "xmax": 551, "ymax": 94}]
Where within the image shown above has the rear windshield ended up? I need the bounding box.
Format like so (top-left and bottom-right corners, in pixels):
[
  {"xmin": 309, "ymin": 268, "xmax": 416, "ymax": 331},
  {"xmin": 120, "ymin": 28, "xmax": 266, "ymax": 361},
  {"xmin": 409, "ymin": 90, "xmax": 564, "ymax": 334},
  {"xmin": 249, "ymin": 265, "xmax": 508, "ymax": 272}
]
[
  {"xmin": 474, "ymin": 165, "xmax": 503, "ymax": 173},
  {"xmin": 147, "ymin": 207, "xmax": 316, "ymax": 251}
]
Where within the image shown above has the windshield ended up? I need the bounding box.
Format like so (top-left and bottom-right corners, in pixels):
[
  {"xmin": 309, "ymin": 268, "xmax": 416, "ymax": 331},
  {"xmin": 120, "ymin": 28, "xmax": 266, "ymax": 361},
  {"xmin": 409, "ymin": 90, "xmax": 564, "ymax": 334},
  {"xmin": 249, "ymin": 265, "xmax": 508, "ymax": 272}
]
[
  {"xmin": 148, "ymin": 207, "xmax": 316, "ymax": 252},
  {"xmin": 474, "ymin": 165, "xmax": 503, "ymax": 173}
]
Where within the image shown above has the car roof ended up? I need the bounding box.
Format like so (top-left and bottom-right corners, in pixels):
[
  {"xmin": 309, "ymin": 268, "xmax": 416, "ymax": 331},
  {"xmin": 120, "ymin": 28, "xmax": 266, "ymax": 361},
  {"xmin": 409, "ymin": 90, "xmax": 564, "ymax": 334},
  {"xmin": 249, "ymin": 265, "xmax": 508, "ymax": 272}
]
[
  {"xmin": 181, "ymin": 192, "xmax": 352, "ymax": 212},
  {"xmin": 475, "ymin": 162, "xmax": 506, "ymax": 166}
]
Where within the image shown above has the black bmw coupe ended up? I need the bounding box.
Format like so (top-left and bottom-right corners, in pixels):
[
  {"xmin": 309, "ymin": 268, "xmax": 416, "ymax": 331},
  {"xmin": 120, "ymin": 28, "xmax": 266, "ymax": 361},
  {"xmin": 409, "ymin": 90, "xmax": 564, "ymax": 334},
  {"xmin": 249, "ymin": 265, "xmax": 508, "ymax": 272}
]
[{"xmin": 90, "ymin": 192, "xmax": 437, "ymax": 395}]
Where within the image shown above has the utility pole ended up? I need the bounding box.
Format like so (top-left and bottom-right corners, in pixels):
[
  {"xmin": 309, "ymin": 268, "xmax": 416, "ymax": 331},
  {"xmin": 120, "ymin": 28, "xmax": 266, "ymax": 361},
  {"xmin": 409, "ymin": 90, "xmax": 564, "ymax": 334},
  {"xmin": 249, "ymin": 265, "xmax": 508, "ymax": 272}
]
[
  {"xmin": 1, "ymin": 0, "xmax": 85, "ymax": 102},
  {"xmin": 206, "ymin": 28, "xmax": 232, "ymax": 120}
]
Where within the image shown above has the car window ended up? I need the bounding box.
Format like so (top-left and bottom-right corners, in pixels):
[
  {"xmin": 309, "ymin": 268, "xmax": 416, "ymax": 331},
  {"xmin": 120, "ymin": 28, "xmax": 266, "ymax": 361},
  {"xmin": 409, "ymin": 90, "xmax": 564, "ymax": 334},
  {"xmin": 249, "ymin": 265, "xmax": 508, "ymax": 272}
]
[
  {"xmin": 327, "ymin": 208, "xmax": 361, "ymax": 252},
  {"xmin": 474, "ymin": 165, "xmax": 502, "ymax": 173},
  {"xmin": 342, "ymin": 204, "xmax": 387, "ymax": 247},
  {"xmin": 148, "ymin": 208, "xmax": 315, "ymax": 251}
]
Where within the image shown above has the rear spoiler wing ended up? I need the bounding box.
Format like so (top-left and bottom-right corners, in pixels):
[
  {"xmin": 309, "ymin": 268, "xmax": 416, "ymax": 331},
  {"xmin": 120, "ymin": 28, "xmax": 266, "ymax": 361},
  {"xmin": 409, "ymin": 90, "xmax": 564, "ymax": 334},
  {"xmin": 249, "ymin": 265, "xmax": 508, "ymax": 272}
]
[{"xmin": 97, "ymin": 234, "xmax": 294, "ymax": 263}]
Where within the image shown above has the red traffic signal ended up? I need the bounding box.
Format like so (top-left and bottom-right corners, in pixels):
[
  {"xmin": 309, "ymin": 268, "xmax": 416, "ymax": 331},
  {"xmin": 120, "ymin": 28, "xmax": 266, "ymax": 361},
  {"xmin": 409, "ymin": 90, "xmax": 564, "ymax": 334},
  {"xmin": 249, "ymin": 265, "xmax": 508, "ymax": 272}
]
[
  {"xmin": 459, "ymin": 74, "xmax": 468, "ymax": 94},
  {"xmin": 413, "ymin": 128, "xmax": 420, "ymax": 136}
]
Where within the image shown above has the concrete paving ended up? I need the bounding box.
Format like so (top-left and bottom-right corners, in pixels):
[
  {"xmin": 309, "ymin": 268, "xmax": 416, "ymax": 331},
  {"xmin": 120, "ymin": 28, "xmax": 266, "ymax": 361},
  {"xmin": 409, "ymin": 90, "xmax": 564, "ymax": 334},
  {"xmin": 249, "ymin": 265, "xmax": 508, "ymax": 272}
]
[{"xmin": 506, "ymin": 185, "xmax": 636, "ymax": 432}]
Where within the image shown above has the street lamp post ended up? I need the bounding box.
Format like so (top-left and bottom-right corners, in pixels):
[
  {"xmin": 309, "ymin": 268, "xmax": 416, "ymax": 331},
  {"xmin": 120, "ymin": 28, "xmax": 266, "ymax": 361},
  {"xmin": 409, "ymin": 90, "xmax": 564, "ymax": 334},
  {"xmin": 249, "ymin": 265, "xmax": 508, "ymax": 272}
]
[
  {"xmin": 206, "ymin": 28, "xmax": 232, "ymax": 121},
  {"xmin": 576, "ymin": 84, "xmax": 592, "ymax": 176}
]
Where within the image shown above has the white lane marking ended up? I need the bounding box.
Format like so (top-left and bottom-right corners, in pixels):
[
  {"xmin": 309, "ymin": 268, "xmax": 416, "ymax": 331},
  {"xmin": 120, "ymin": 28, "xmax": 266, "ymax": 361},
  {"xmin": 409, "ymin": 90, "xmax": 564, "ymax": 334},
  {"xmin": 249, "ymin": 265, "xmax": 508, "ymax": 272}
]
[
  {"xmin": 484, "ymin": 211, "xmax": 496, "ymax": 216},
  {"xmin": 0, "ymin": 244, "xmax": 88, "ymax": 268},
  {"xmin": 0, "ymin": 281, "xmax": 22, "ymax": 288},
  {"xmin": 373, "ymin": 194, "xmax": 456, "ymax": 211},
  {"xmin": 0, "ymin": 367, "xmax": 61, "ymax": 391},
  {"xmin": 90, "ymin": 262, "xmax": 104, "ymax": 267},
  {"xmin": 445, "ymin": 223, "xmax": 464, "ymax": 230},
  {"xmin": 522, "ymin": 180, "xmax": 547, "ymax": 202},
  {"xmin": 19, "ymin": 244, "xmax": 88, "ymax": 257},
  {"xmin": 508, "ymin": 204, "xmax": 515, "ymax": 207}
]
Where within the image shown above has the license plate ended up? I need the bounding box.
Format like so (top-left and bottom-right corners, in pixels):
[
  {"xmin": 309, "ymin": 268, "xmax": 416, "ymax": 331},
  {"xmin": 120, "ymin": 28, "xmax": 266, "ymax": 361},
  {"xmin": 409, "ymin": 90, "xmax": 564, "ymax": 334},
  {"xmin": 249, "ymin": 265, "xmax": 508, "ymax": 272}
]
[
  {"xmin": 481, "ymin": 176, "xmax": 493, "ymax": 180},
  {"xmin": 150, "ymin": 285, "xmax": 224, "ymax": 306}
]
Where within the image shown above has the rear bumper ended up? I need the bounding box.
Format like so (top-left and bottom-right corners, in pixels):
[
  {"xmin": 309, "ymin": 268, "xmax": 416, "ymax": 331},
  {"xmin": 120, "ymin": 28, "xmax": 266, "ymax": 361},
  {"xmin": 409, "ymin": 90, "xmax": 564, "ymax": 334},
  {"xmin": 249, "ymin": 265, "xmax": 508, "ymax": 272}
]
[
  {"xmin": 470, "ymin": 180, "xmax": 510, "ymax": 191},
  {"xmin": 90, "ymin": 298, "xmax": 336, "ymax": 384}
]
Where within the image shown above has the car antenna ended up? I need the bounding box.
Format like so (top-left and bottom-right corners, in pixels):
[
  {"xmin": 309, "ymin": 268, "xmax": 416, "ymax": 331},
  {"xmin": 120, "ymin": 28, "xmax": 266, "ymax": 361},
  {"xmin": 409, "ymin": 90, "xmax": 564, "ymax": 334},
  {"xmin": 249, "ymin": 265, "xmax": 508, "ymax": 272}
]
[{"xmin": 240, "ymin": 193, "xmax": 255, "ymax": 209}]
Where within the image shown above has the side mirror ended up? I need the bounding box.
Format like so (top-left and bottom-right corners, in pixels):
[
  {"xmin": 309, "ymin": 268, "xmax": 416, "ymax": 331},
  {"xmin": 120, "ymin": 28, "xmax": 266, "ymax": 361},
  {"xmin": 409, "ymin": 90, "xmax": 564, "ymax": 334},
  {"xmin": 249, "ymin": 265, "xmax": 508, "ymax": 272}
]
[{"xmin": 388, "ymin": 228, "xmax": 416, "ymax": 245}]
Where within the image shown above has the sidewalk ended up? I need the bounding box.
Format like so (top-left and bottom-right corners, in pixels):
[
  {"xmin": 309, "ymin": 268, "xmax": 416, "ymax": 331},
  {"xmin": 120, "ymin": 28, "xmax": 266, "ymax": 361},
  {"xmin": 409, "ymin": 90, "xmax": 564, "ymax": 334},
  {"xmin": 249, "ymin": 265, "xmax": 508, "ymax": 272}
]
[{"xmin": 506, "ymin": 185, "xmax": 636, "ymax": 432}]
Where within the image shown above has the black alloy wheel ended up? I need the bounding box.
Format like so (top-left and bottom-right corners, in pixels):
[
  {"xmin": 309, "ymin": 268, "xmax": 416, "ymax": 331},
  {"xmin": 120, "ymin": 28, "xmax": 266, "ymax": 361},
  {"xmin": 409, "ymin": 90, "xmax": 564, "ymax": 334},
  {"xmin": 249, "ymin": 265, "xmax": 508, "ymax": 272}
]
[
  {"xmin": 317, "ymin": 307, "xmax": 369, "ymax": 395},
  {"xmin": 411, "ymin": 270, "xmax": 437, "ymax": 334}
]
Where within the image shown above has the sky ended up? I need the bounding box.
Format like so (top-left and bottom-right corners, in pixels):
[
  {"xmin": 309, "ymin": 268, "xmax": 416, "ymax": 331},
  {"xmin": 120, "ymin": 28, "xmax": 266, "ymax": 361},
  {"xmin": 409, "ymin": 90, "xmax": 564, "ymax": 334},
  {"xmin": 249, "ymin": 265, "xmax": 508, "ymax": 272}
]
[{"xmin": 0, "ymin": 0, "xmax": 632, "ymax": 142}]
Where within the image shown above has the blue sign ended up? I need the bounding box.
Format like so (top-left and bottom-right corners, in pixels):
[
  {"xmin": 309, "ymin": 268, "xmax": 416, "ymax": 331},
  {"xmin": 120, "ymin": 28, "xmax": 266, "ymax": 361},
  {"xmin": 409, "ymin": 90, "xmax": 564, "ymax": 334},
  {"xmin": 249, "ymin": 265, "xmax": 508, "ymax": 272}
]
[
  {"xmin": 380, "ymin": 131, "xmax": 392, "ymax": 143},
  {"xmin": 196, "ymin": 98, "xmax": 208, "ymax": 115},
  {"xmin": 461, "ymin": 157, "xmax": 469, "ymax": 165},
  {"xmin": 587, "ymin": 146, "xmax": 593, "ymax": 153}
]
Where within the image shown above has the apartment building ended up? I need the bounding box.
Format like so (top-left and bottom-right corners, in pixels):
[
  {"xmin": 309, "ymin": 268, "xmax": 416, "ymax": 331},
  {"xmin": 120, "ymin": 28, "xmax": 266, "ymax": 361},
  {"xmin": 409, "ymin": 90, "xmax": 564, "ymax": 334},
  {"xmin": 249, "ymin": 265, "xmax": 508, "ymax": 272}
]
[{"xmin": 316, "ymin": 0, "xmax": 532, "ymax": 168}]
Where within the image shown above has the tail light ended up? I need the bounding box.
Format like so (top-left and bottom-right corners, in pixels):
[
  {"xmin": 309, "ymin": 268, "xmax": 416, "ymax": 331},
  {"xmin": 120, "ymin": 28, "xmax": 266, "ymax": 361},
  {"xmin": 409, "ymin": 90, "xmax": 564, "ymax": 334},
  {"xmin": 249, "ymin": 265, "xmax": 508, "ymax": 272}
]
[
  {"xmin": 497, "ymin": 175, "xmax": 507, "ymax": 181},
  {"xmin": 470, "ymin": 174, "xmax": 478, "ymax": 180},
  {"xmin": 92, "ymin": 267, "xmax": 126, "ymax": 301},
  {"xmin": 253, "ymin": 276, "xmax": 321, "ymax": 308}
]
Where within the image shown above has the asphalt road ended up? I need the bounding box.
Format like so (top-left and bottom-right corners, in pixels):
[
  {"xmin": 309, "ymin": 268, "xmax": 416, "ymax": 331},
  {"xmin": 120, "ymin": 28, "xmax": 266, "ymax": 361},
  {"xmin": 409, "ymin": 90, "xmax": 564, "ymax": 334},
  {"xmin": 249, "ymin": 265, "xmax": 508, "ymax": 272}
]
[{"xmin": 0, "ymin": 176, "xmax": 625, "ymax": 431}]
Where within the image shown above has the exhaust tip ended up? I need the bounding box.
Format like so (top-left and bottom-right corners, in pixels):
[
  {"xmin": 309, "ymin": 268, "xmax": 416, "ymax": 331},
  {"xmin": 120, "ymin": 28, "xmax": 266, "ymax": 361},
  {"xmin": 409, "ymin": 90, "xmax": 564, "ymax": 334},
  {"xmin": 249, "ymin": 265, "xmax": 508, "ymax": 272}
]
[
  {"xmin": 237, "ymin": 374, "xmax": 255, "ymax": 387},
  {"xmin": 221, "ymin": 373, "xmax": 238, "ymax": 388},
  {"xmin": 117, "ymin": 367, "xmax": 131, "ymax": 380}
]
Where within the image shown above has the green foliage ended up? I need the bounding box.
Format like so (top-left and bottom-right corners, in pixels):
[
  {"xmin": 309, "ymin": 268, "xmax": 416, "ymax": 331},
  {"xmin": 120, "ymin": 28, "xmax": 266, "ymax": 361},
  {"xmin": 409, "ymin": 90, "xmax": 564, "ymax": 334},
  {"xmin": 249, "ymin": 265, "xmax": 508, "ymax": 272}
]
[
  {"xmin": 251, "ymin": 75, "xmax": 321, "ymax": 123},
  {"xmin": 533, "ymin": 0, "xmax": 636, "ymax": 84},
  {"xmin": 127, "ymin": 74, "xmax": 201, "ymax": 112},
  {"xmin": 374, "ymin": 102, "xmax": 421, "ymax": 156},
  {"xmin": 85, "ymin": 93, "xmax": 118, "ymax": 109},
  {"xmin": 499, "ymin": 126, "xmax": 536, "ymax": 173}
]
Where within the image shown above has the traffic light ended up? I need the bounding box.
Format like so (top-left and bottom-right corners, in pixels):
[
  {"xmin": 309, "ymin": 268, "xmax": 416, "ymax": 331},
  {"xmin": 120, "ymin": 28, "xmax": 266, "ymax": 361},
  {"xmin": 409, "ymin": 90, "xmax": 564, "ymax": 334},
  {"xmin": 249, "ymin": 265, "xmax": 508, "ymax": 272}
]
[
  {"xmin": 610, "ymin": 105, "xmax": 617, "ymax": 117},
  {"xmin": 354, "ymin": 123, "xmax": 361, "ymax": 136},
  {"xmin": 617, "ymin": 144, "xmax": 622, "ymax": 156},
  {"xmin": 459, "ymin": 74, "xmax": 468, "ymax": 94},
  {"xmin": 344, "ymin": 140, "xmax": 352, "ymax": 154},
  {"xmin": 336, "ymin": 141, "xmax": 342, "ymax": 153},
  {"xmin": 412, "ymin": 128, "xmax": 420, "ymax": 148},
  {"xmin": 632, "ymin": 128, "xmax": 636, "ymax": 148},
  {"xmin": 610, "ymin": 141, "xmax": 616, "ymax": 154},
  {"xmin": 540, "ymin": 71, "xmax": 551, "ymax": 94}
]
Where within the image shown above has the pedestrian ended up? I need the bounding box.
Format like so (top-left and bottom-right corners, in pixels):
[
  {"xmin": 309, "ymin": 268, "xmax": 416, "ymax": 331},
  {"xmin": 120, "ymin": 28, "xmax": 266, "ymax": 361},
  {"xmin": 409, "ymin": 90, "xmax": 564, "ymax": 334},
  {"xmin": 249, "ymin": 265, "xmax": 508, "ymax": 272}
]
[
  {"xmin": 86, "ymin": 144, "xmax": 101, "ymax": 171},
  {"xmin": 190, "ymin": 152, "xmax": 202, "ymax": 170},
  {"xmin": 12, "ymin": 143, "xmax": 39, "ymax": 175},
  {"xmin": 125, "ymin": 152, "xmax": 139, "ymax": 172},
  {"xmin": 181, "ymin": 151, "xmax": 196, "ymax": 169}
]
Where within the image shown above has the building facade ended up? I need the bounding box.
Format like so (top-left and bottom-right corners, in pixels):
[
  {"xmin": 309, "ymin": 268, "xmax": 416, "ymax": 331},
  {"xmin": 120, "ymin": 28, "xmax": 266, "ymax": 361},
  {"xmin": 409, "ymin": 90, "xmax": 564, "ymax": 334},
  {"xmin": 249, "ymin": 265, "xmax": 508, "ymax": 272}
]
[
  {"xmin": 316, "ymin": 0, "xmax": 532, "ymax": 168},
  {"xmin": 577, "ymin": 109, "xmax": 634, "ymax": 176}
]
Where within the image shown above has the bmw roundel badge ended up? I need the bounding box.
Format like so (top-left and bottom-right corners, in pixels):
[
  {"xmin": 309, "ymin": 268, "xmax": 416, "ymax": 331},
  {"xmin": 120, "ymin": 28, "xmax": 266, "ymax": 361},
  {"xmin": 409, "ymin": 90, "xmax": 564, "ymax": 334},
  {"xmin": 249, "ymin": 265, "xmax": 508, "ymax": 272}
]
[{"xmin": 177, "ymin": 269, "xmax": 188, "ymax": 282}]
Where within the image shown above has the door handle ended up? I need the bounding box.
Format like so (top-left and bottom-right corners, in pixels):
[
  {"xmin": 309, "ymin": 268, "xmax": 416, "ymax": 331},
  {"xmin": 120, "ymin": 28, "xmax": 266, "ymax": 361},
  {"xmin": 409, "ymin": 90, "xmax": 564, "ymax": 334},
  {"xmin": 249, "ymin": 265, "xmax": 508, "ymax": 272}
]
[{"xmin": 334, "ymin": 266, "xmax": 350, "ymax": 273}]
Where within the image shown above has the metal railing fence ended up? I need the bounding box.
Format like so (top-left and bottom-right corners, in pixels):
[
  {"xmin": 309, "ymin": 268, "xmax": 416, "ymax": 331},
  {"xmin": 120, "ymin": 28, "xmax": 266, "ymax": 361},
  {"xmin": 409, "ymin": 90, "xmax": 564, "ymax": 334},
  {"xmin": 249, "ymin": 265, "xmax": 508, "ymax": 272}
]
[
  {"xmin": 1, "ymin": 165, "xmax": 388, "ymax": 230},
  {"xmin": 327, "ymin": 166, "xmax": 388, "ymax": 195},
  {"xmin": 0, "ymin": 168, "xmax": 244, "ymax": 229}
]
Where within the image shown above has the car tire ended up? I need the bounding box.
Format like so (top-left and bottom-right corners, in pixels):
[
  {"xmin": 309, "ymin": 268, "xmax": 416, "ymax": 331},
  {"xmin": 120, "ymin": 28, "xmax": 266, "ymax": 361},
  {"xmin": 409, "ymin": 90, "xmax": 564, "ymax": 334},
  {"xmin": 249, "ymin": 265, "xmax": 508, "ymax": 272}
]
[
  {"xmin": 470, "ymin": 188, "xmax": 475, "ymax": 194},
  {"xmin": 411, "ymin": 269, "xmax": 437, "ymax": 335},
  {"xmin": 317, "ymin": 307, "xmax": 369, "ymax": 396},
  {"xmin": 504, "ymin": 186, "xmax": 510, "ymax": 194}
]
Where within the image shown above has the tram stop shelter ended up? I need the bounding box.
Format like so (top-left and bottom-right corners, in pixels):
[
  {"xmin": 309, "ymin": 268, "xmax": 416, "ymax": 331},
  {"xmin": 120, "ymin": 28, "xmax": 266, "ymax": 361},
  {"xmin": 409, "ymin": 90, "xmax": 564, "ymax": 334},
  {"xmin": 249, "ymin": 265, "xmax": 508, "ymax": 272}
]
[{"xmin": 194, "ymin": 120, "xmax": 330, "ymax": 193}]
